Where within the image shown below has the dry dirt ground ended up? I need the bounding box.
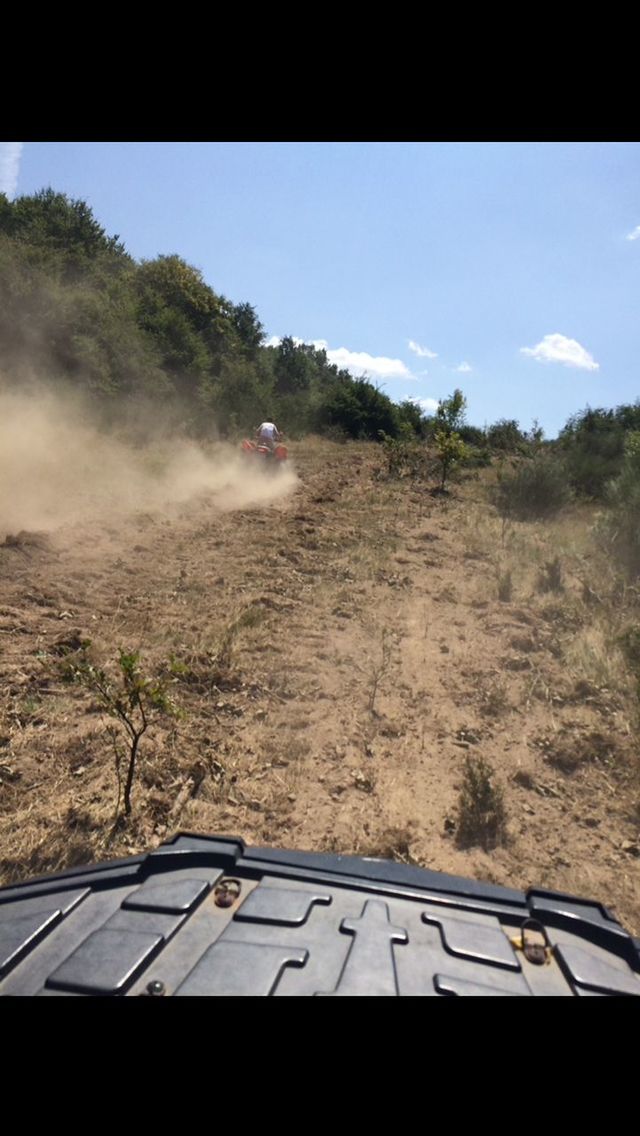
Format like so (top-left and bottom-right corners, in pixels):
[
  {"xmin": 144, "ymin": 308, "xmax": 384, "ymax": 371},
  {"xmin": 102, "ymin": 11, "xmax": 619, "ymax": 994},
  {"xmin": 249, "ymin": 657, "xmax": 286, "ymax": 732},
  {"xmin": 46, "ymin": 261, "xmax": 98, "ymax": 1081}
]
[{"xmin": 1, "ymin": 437, "xmax": 639, "ymax": 937}]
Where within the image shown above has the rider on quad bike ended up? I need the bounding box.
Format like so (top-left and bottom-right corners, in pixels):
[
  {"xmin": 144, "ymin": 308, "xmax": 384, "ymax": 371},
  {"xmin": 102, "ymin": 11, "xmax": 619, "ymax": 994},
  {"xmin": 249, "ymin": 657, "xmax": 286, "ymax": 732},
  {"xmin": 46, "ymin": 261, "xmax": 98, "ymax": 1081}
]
[
  {"xmin": 240, "ymin": 421, "xmax": 288, "ymax": 467},
  {"xmin": 254, "ymin": 419, "xmax": 282, "ymax": 451}
]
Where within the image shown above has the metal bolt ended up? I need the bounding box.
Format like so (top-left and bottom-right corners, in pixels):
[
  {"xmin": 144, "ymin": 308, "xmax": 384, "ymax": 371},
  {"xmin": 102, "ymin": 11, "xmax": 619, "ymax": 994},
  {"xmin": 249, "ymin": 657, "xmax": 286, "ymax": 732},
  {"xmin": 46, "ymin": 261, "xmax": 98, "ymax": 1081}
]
[
  {"xmin": 519, "ymin": 918, "xmax": 551, "ymax": 966},
  {"xmin": 145, "ymin": 979, "xmax": 166, "ymax": 996},
  {"xmin": 523, "ymin": 943, "xmax": 547, "ymax": 965},
  {"xmin": 214, "ymin": 879, "xmax": 241, "ymax": 908}
]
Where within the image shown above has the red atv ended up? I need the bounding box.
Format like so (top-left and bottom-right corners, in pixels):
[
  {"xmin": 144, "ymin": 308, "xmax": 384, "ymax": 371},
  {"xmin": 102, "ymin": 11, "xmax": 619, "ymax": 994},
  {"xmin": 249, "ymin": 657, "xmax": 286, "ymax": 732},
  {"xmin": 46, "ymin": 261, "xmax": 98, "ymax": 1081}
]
[{"xmin": 240, "ymin": 437, "xmax": 288, "ymax": 468}]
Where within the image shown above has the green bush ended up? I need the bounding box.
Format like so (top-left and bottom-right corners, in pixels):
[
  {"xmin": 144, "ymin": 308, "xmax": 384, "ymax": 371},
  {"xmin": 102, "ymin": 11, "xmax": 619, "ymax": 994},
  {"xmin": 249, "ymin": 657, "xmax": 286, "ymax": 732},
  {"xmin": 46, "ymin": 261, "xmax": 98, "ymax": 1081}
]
[
  {"xmin": 487, "ymin": 418, "xmax": 526, "ymax": 452},
  {"xmin": 600, "ymin": 431, "xmax": 640, "ymax": 578},
  {"xmin": 462, "ymin": 445, "xmax": 492, "ymax": 469},
  {"xmin": 458, "ymin": 424, "xmax": 487, "ymax": 447},
  {"xmin": 321, "ymin": 377, "xmax": 401, "ymax": 440},
  {"xmin": 558, "ymin": 405, "xmax": 640, "ymax": 499},
  {"xmin": 455, "ymin": 755, "xmax": 508, "ymax": 851},
  {"xmin": 378, "ymin": 431, "xmax": 428, "ymax": 479},
  {"xmin": 396, "ymin": 399, "xmax": 429, "ymax": 438},
  {"xmin": 492, "ymin": 456, "xmax": 572, "ymax": 521}
]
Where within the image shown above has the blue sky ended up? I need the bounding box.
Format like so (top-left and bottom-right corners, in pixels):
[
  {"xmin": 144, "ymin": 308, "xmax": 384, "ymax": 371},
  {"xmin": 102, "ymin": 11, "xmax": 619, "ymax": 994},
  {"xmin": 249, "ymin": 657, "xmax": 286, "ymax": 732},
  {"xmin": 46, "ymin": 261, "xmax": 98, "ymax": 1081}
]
[{"xmin": 2, "ymin": 140, "xmax": 639, "ymax": 438}]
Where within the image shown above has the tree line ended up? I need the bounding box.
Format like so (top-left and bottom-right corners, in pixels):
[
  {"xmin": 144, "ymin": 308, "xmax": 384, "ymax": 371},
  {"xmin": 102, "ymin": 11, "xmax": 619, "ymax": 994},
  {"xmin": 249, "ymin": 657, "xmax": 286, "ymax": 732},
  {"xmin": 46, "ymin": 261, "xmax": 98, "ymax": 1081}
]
[
  {"xmin": 1, "ymin": 187, "xmax": 638, "ymax": 487},
  {"xmin": 0, "ymin": 188, "xmax": 423, "ymax": 441}
]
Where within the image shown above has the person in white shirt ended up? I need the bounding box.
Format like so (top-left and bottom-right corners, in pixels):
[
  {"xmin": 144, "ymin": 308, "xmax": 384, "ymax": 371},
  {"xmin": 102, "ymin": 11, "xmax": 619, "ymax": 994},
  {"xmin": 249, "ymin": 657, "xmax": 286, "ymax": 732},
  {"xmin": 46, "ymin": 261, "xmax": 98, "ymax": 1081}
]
[{"xmin": 255, "ymin": 420, "xmax": 282, "ymax": 450}]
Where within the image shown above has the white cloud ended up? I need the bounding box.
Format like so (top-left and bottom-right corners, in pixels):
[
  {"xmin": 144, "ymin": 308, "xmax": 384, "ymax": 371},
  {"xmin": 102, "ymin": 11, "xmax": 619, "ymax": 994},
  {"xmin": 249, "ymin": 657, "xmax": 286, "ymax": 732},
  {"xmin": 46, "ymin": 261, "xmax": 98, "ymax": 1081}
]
[
  {"xmin": 626, "ymin": 225, "xmax": 640, "ymax": 241},
  {"xmin": 0, "ymin": 142, "xmax": 23, "ymax": 199},
  {"xmin": 520, "ymin": 333, "xmax": 599, "ymax": 372},
  {"xmin": 266, "ymin": 336, "xmax": 412, "ymax": 380},
  {"xmin": 408, "ymin": 339, "xmax": 438, "ymax": 359},
  {"xmin": 408, "ymin": 396, "xmax": 439, "ymax": 414},
  {"xmin": 456, "ymin": 362, "xmax": 472, "ymax": 373},
  {"xmin": 326, "ymin": 346, "xmax": 411, "ymax": 380}
]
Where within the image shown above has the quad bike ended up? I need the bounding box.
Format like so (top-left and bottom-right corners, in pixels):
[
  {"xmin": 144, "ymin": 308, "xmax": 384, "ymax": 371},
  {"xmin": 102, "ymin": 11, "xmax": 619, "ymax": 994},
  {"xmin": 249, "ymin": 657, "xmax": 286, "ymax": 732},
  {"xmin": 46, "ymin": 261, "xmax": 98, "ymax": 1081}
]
[
  {"xmin": 240, "ymin": 437, "xmax": 288, "ymax": 469},
  {"xmin": 1, "ymin": 831, "xmax": 639, "ymax": 995}
]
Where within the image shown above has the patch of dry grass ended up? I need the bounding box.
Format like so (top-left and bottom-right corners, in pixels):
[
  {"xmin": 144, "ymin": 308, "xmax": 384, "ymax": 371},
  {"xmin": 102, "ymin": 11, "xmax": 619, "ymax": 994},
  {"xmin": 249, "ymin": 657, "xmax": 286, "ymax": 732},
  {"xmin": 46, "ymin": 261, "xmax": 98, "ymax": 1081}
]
[{"xmin": 564, "ymin": 626, "xmax": 632, "ymax": 696}]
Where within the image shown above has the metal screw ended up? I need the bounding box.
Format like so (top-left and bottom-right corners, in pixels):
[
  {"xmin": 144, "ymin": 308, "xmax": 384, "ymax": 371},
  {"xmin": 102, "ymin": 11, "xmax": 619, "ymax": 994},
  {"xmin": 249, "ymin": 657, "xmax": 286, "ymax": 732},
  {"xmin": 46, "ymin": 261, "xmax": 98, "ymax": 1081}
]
[{"xmin": 145, "ymin": 979, "xmax": 166, "ymax": 996}]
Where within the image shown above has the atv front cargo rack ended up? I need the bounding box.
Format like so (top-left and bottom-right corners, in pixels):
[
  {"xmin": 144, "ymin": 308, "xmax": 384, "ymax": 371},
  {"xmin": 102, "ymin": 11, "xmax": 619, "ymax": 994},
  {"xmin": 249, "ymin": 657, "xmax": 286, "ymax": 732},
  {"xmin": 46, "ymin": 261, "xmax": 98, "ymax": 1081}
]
[{"xmin": 1, "ymin": 832, "xmax": 639, "ymax": 995}]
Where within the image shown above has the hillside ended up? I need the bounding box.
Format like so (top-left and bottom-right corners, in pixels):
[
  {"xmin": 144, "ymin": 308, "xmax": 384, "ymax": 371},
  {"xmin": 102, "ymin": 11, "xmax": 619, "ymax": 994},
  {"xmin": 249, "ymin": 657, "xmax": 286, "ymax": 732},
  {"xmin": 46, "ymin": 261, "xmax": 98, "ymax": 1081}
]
[{"xmin": 1, "ymin": 435, "xmax": 638, "ymax": 938}]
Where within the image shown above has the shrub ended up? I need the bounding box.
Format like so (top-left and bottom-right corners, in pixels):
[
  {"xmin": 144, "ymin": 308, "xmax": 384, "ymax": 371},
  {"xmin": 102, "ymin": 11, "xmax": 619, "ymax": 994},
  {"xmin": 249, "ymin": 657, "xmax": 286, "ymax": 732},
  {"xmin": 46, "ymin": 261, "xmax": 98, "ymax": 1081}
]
[
  {"xmin": 492, "ymin": 456, "xmax": 572, "ymax": 521},
  {"xmin": 65, "ymin": 647, "xmax": 176, "ymax": 818},
  {"xmin": 378, "ymin": 431, "xmax": 427, "ymax": 479},
  {"xmin": 601, "ymin": 431, "xmax": 640, "ymax": 578},
  {"xmin": 487, "ymin": 418, "xmax": 526, "ymax": 452},
  {"xmin": 455, "ymin": 755, "xmax": 508, "ymax": 850},
  {"xmin": 458, "ymin": 424, "xmax": 487, "ymax": 447},
  {"xmin": 558, "ymin": 404, "xmax": 640, "ymax": 498}
]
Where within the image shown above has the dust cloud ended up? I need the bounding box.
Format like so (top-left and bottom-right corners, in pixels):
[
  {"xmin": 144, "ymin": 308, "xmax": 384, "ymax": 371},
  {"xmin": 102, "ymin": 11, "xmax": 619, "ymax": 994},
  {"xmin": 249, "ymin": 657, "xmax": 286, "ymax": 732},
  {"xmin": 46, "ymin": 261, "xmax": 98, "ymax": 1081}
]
[{"xmin": 0, "ymin": 387, "xmax": 298, "ymax": 538}]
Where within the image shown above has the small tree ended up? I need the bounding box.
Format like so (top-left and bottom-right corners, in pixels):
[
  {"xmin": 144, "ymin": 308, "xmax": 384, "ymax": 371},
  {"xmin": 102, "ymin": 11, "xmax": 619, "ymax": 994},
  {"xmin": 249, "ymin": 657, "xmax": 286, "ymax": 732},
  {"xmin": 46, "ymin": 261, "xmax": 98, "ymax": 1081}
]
[
  {"xmin": 436, "ymin": 388, "xmax": 466, "ymax": 433},
  {"xmin": 434, "ymin": 429, "xmax": 467, "ymax": 489},
  {"xmin": 67, "ymin": 648, "xmax": 176, "ymax": 818},
  {"xmin": 434, "ymin": 389, "xmax": 468, "ymax": 489}
]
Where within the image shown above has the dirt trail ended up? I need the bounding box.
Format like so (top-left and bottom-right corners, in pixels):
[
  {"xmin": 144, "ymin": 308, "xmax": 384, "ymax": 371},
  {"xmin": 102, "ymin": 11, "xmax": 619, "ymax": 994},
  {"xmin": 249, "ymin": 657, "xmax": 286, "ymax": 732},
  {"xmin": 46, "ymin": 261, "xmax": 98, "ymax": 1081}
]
[{"xmin": 0, "ymin": 438, "xmax": 638, "ymax": 937}]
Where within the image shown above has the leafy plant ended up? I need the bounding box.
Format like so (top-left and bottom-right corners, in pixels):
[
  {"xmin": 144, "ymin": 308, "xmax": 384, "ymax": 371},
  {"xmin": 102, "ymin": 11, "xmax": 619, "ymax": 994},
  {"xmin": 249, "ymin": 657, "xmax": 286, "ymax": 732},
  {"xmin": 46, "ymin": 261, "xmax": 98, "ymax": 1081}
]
[
  {"xmin": 558, "ymin": 404, "xmax": 640, "ymax": 499},
  {"xmin": 486, "ymin": 418, "xmax": 526, "ymax": 452},
  {"xmin": 434, "ymin": 429, "xmax": 467, "ymax": 490},
  {"xmin": 492, "ymin": 456, "xmax": 571, "ymax": 520},
  {"xmin": 66, "ymin": 648, "xmax": 176, "ymax": 818},
  {"xmin": 455, "ymin": 755, "xmax": 508, "ymax": 850},
  {"xmin": 378, "ymin": 430, "xmax": 427, "ymax": 479},
  {"xmin": 433, "ymin": 390, "xmax": 468, "ymax": 489},
  {"xmin": 601, "ymin": 431, "xmax": 640, "ymax": 579},
  {"xmin": 436, "ymin": 388, "xmax": 467, "ymax": 434}
]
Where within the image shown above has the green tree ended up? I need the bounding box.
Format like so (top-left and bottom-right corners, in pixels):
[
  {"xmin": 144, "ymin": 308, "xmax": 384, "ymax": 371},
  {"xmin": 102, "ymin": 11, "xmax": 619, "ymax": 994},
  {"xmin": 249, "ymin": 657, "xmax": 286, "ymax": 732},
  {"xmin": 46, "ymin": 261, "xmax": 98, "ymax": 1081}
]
[
  {"xmin": 434, "ymin": 389, "xmax": 468, "ymax": 489},
  {"xmin": 0, "ymin": 187, "xmax": 128, "ymax": 278},
  {"xmin": 396, "ymin": 398, "xmax": 429, "ymax": 437},
  {"xmin": 320, "ymin": 377, "xmax": 401, "ymax": 440},
  {"xmin": 230, "ymin": 301, "xmax": 265, "ymax": 356},
  {"xmin": 208, "ymin": 357, "xmax": 270, "ymax": 436},
  {"xmin": 436, "ymin": 388, "xmax": 467, "ymax": 433},
  {"xmin": 135, "ymin": 254, "xmax": 238, "ymax": 381},
  {"xmin": 272, "ymin": 336, "xmax": 315, "ymax": 394}
]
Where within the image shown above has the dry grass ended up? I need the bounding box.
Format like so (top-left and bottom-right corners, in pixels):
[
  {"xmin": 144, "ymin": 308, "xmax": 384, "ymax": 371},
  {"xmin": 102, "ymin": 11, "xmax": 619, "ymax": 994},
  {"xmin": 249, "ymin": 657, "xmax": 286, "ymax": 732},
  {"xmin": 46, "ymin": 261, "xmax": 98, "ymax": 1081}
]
[
  {"xmin": 564, "ymin": 626, "xmax": 632, "ymax": 695},
  {"xmin": 459, "ymin": 484, "xmax": 639, "ymax": 706},
  {"xmin": 2, "ymin": 440, "xmax": 640, "ymax": 939}
]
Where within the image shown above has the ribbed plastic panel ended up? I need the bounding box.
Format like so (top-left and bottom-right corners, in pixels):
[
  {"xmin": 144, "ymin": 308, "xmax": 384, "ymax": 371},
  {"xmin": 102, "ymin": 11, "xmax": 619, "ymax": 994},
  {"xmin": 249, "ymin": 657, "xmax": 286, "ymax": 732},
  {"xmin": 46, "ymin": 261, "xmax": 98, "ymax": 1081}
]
[{"xmin": 1, "ymin": 833, "xmax": 638, "ymax": 996}]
